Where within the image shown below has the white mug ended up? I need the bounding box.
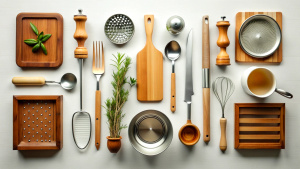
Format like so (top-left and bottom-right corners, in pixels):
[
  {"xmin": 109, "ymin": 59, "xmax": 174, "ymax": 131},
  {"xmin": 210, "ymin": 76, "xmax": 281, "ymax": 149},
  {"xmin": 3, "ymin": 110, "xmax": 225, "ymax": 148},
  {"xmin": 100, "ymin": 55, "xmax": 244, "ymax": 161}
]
[{"xmin": 241, "ymin": 67, "xmax": 293, "ymax": 98}]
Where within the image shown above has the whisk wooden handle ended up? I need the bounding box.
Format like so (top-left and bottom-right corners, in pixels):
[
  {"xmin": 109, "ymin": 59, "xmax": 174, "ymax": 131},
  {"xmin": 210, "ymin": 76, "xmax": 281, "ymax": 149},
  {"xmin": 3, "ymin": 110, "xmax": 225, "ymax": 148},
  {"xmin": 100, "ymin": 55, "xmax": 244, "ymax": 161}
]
[
  {"xmin": 74, "ymin": 10, "xmax": 88, "ymax": 59},
  {"xmin": 12, "ymin": 77, "xmax": 45, "ymax": 85},
  {"xmin": 220, "ymin": 118, "xmax": 227, "ymax": 151}
]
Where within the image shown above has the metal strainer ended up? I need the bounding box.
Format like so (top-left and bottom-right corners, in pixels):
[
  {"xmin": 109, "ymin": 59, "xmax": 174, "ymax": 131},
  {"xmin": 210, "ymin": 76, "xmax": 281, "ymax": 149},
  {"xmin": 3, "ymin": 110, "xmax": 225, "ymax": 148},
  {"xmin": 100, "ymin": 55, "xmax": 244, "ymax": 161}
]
[
  {"xmin": 104, "ymin": 14, "xmax": 134, "ymax": 44},
  {"xmin": 239, "ymin": 15, "xmax": 281, "ymax": 58}
]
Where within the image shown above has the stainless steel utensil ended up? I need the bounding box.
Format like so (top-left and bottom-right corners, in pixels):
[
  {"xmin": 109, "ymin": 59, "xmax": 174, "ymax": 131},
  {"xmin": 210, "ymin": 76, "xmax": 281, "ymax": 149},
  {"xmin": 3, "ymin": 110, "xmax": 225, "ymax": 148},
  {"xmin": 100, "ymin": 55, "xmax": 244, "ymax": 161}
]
[
  {"xmin": 178, "ymin": 29, "xmax": 200, "ymax": 146},
  {"xmin": 128, "ymin": 110, "xmax": 173, "ymax": 156},
  {"xmin": 72, "ymin": 9, "xmax": 91, "ymax": 150},
  {"xmin": 12, "ymin": 73, "xmax": 77, "ymax": 90},
  {"xmin": 164, "ymin": 40, "xmax": 181, "ymax": 112},
  {"xmin": 212, "ymin": 77, "xmax": 235, "ymax": 151},
  {"xmin": 104, "ymin": 14, "xmax": 134, "ymax": 44},
  {"xmin": 166, "ymin": 15, "xmax": 185, "ymax": 35},
  {"xmin": 239, "ymin": 14, "xmax": 281, "ymax": 58},
  {"xmin": 92, "ymin": 41, "xmax": 105, "ymax": 150}
]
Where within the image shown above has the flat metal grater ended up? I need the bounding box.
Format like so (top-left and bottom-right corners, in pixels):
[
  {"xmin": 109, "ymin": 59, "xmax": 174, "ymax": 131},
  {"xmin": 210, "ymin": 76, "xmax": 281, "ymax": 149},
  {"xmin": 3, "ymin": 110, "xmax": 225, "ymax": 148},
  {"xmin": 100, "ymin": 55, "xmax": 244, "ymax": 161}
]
[{"xmin": 13, "ymin": 95, "xmax": 63, "ymax": 150}]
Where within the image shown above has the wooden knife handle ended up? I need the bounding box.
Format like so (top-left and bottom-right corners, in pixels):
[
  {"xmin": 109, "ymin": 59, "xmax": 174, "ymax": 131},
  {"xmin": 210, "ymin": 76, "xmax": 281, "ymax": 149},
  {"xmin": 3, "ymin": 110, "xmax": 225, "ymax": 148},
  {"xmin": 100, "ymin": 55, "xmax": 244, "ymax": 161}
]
[
  {"xmin": 12, "ymin": 77, "xmax": 45, "ymax": 85},
  {"xmin": 171, "ymin": 73, "xmax": 176, "ymax": 112},
  {"xmin": 144, "ymin": 15, "xmax": 154, "ymax": 42},
  {"xmin": 202, "ymin": 15, "xmax": 210, "ymax": 68},
  {"xmin": 95, "ymin": 90, "xmax": 101, "ymax": 150},
  {"xmin": 203, "ymin": 88, "xmax": 210, "ymax": 142},
  {"xmin": 220, "ymin": 118, "xmax": 227, "ymax": 151}
]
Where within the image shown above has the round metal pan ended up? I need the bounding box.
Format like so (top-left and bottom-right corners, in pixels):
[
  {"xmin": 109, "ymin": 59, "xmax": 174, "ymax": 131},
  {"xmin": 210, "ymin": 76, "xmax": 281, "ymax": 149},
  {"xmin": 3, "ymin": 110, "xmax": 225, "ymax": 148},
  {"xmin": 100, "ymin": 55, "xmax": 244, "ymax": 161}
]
[
  {"xmin": 239, "ymin": 15, "xmax": 281, "ymax": 58},
  {"xmin": 128, "ymin": 110, "xmax": 173, "ymax": 156}
]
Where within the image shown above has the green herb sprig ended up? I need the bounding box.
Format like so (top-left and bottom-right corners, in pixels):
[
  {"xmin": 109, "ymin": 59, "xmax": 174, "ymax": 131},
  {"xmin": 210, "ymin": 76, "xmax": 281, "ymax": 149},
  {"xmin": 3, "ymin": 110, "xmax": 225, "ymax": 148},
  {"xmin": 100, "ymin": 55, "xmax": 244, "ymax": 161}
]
[
  {"xmin": 104, "ymin": 53, "xmax": 136, "ymax": 138},
  {"xmin": 24, "ymin": 22, "xmax": 51, "ymax": 55}
]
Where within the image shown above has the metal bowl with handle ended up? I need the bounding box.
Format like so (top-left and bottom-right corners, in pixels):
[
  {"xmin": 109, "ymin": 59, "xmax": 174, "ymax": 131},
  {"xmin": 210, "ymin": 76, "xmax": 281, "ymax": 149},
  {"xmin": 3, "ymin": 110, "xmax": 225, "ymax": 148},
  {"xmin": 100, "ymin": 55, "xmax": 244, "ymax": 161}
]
[
  {"xmin": 128, "ymin": 110, "xmax": 173, "ymax": 156},
  {"xmin": 239, "ymin": 14, "xmax": 281, "ymax": 58}
]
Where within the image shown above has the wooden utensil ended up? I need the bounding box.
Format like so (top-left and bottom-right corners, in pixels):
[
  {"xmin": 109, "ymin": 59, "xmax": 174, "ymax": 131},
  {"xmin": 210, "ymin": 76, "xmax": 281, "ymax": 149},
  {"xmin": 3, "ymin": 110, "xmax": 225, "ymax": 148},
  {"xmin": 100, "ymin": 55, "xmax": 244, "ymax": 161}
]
[
  {"xmin": 16, "ymin": 13, "xmax": 63, "ymax": 68},
  {"xmin": 13, "ymin": 95, "xmax": 63, "ymax": 150},
  {"xmin": 216, "ymin": 16, "xmax": 230, "ymax": 66},
  {"xmin": 235, "ymin": 103, "xmax": 285, "ymax": 149},
  {"xmin": 137, "ymin": 15, "xmax": 163, "ymax": 102},
  {"xmin": 235, "ymin": 12, "xmax": 282, "ymax": 63},
  {"xmin": 202, "ymin": 15, "xmax": 210, "ymax": 143},
  {"xmin": 93, "ymin": 41, "xmax": 105, "ymax": 150}
]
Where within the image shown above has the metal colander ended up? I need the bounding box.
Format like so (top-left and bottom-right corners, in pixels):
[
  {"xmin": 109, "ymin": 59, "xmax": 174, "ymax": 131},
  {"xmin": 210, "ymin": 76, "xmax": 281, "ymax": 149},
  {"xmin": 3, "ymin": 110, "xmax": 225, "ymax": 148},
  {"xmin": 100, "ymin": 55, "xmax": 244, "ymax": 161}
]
[
  {"xmin": 104, "ymin": 14, "xmax": 134, "ymax": 44},
  {"xmin": 239, "ymin": 15, "xmax": 281, "ymax": 58}
]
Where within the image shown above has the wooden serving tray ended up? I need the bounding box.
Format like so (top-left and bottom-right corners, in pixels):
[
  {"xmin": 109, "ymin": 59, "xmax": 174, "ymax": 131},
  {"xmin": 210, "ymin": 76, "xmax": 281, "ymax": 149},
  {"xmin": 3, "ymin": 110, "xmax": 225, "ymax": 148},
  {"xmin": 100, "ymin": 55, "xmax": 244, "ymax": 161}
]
[
  {"xmin": 235, "ymin": 103, "xmax": 285, "ymax": 149},
  {"xmin": 13, "ymin": 95, "xmax": 63, "ymax": 150},
  {"xmin": 235, "ymin": 12, "xmax": 282, "ymax": 63},
  {"xmin": 16, "ymin": 13, "xmax": 63, "ymax": 68}
]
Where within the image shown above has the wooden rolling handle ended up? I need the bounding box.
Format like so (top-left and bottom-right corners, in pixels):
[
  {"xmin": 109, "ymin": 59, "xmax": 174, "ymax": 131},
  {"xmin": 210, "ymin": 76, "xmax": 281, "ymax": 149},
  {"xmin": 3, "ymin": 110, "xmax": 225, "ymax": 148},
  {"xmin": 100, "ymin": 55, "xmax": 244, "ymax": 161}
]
[
  {"xmin": 202, "ymin": 15, "xmax": 210, "ymax": 143},
  {"xmin": 12, "ymin": 77, "xmax": 45, "ymax": 85},
  {"xmin": 220, "ymin": 118, "xmax": 227, "ymax": 151},
  {"xmin": 95, "ymin": 90, "xmax": 101, "ymax": 150},
  {"xmin": 73, "ymin": 10, "xmax": 88, "ymax": 59},
  {"xmin": 171, "ymin": 73, "xmax": 176, "ymax": 112}
]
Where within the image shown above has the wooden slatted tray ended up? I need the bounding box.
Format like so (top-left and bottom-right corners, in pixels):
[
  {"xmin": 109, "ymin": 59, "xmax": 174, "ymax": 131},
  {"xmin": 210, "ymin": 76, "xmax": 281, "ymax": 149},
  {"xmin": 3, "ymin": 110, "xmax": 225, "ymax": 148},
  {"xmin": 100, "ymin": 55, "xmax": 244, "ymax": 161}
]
[
  {"xmin": 13, "ymin": 95, "xmax": 63, "ymax": 150},
  {"xmin": 235, "ymin": 12, "xmax": 282, "ymax": 63},
  {"xmin": 235, "ymin": 103, "xmax": 285, "ymax": 149}
]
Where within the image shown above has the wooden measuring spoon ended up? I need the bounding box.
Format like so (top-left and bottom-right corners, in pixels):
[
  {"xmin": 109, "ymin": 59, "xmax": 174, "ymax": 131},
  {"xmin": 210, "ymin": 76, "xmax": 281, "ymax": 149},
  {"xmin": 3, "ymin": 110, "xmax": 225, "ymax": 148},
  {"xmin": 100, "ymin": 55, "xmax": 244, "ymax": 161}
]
[{"xmin": 179, "ymin": 103, "xmax": 200, "ymax": 146}]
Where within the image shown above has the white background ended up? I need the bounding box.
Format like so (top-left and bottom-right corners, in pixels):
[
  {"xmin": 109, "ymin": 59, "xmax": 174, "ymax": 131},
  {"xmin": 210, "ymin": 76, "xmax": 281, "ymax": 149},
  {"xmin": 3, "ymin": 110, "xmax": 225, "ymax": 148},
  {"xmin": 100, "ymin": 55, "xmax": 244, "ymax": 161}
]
[{"xmin": 1, "ymin": 0, "xmax": 299, "ymax": 168}]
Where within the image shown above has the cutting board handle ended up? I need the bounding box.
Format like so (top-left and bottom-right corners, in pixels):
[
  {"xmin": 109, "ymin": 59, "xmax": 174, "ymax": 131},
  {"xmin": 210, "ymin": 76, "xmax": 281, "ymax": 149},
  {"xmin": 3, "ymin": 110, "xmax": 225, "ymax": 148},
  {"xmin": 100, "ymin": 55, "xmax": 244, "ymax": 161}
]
[{"xmin": 144, "ymin": 15, "xmax": 154, "ymax": 43}]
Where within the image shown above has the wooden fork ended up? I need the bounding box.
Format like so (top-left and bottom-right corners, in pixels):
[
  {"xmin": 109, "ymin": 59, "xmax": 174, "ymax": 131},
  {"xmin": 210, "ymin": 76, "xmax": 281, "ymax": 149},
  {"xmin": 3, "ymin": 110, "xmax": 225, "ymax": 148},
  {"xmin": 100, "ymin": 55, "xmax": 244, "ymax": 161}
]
[{"xmin": 93, "ymin": 41, "xmax": 104, "ymax": 150}]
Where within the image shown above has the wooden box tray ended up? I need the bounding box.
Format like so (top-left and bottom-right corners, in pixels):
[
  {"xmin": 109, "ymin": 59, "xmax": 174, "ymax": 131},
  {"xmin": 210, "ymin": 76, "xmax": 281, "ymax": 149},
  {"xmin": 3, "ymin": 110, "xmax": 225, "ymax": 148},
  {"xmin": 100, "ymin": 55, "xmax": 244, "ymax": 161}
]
[
  {"xmin": 13, "ymin": 95, "xmax": 63, "ymax": 150},
  {"xmin": 16, "ymin": 13, "xmax": 63, "ymax": 68},
  {"xmin": 235, "ymin": 103, "xmax": 285, "ymax": 149},
  {"xmin": 235, "ymin": 12, "xmax": 282, "ymax": 63}
]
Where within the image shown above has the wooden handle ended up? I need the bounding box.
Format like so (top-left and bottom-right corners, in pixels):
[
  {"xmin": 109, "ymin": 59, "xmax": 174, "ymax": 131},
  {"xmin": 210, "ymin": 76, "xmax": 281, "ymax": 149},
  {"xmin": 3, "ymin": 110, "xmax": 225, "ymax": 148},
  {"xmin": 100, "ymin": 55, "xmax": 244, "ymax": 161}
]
[
  {"xmin": 12, "ymin": 77, "xmax": 45, "ymax": 85},
  {"xmin": 95, "ymin": 90, "xmax": 101, "ymax": 150},
  {"xmin": 220, "ymin": 118, "xmax": 227, "ymax": 151},
  {"xmin": 144, "ymin": 15, "xmax": 154, "ymax": 43},
  {"xmin": 74, "ymin": 14, "xmax": 88, "ymax": 59},
  {"xmin": 202, "ymin": 15, "xmax": 210, "ymax": 69},
  {"xmin": 203, "ymin": 88, "xmax": 210, "ymax": 142},
  {"xmin": 216, "ymin": 20, "xmax": 230, "ymax": 65},
  {"xmin": 171, "ymin": 73, "xmax": 176, "ymax": 112}
]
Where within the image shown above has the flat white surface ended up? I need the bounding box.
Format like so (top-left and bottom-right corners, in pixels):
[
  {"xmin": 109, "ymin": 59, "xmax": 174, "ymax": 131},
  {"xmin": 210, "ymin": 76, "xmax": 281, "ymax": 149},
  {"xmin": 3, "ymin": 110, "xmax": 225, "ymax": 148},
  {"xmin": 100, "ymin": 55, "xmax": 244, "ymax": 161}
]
[{"xmin": 0, "ymin": 0, "xmax": 300, "ymax": 168}]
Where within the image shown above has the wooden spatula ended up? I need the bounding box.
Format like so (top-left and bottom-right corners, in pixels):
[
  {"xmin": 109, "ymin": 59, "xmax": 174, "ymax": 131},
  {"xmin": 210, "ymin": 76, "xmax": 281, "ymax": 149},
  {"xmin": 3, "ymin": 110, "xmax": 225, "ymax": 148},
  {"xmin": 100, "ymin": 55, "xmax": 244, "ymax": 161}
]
[{"xmin": 137, "ymin": 15, "xmax": 163, "ymax": 102}]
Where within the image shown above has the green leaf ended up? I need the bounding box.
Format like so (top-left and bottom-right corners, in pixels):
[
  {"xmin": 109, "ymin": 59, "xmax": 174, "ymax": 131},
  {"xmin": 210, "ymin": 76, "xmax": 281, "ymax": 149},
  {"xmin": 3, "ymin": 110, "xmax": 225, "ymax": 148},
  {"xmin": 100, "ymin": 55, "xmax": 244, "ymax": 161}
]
[
  {"xmin": 32, "ymin": 42, "xmax": 40, "ymax": 52},
  {"xmin": 40, "ymin": 43, "xmax": 47, "ymax": 55},
  {"xmin": 41, "ymin": 34, "xmax": 51, "ymax": 42},
  {"xmin": 30, "ymin": 22, "xmax": 39, "ymax": 35},
  {"xmin": 37, "ymin": 32, "xmax": 44, "ymax": 40},
  {"xmin": 24, "ymin": 39, "xmax": 38, "ymax": 46}
]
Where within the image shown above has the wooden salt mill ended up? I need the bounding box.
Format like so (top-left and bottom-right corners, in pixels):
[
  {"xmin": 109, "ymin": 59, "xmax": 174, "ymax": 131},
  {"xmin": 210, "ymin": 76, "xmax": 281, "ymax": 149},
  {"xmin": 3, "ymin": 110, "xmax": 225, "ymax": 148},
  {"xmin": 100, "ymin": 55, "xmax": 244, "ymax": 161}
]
[
  {"xmin": 74, "ymin": 9, "xmax": 88, "ymax": 59},
  {"xmin": 216, "ymin": 16, "xmax": 230, "ymax": 65}
]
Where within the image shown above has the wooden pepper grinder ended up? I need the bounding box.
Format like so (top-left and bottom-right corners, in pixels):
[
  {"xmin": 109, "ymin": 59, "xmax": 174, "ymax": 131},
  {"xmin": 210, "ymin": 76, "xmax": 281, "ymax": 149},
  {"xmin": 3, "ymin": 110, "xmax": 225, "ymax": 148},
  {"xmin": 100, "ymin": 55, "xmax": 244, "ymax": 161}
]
[
  {"xmin": 216, "ymin": 16, "xmax": 230, "ymax": 65},
  {"xmin": 74, "ymin": 9, "xmax": 88, "ymax": 59}
]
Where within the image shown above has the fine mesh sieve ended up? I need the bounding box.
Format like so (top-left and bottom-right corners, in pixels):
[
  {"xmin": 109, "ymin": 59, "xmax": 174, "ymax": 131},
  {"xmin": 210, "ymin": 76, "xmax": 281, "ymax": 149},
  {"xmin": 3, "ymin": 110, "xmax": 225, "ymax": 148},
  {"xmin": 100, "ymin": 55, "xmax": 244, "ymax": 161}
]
[
  {"xmin": 104, "ymin": 14, "xmax": 134, "ymax": 44},
  {"xmin": 239, "ymin": 15, "xmax": 281, "ymax": 58}
]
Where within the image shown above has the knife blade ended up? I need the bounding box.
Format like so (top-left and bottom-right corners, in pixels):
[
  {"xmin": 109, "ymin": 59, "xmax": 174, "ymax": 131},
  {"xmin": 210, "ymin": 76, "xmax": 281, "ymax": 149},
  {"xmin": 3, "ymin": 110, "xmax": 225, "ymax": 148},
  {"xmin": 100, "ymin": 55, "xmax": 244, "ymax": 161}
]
[{"xmin": 184, "ymin": 29, "xmax": 194, "ymax": 103}]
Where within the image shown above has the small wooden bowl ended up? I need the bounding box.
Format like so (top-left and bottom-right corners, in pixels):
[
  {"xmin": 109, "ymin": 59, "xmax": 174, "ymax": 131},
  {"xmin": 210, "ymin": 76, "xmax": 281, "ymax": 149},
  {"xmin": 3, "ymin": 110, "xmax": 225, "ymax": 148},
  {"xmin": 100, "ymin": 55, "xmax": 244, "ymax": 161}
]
[{"xmin": 178, "ymin": 120, "xmax": 200, "ymax": 146}]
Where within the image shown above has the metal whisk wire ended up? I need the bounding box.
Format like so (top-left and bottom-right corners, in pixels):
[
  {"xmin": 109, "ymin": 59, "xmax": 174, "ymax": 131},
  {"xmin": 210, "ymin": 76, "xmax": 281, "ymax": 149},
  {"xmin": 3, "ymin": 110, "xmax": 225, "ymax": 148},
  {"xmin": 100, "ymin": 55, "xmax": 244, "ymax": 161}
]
[{"xmin": 212, "ymin": 77, "xmax": 235, "ymax": 118}]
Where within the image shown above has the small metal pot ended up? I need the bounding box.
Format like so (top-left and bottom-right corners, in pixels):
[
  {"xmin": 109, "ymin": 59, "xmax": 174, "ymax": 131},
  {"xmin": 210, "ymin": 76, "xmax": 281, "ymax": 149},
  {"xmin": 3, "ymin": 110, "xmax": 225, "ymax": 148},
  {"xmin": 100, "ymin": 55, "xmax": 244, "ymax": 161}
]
[
  {"xmin": 128, "ymin": 110, "xmax": 173, "ymax": 156},
  {"xmin": 239, "ymin": 14, "xmax": 281, "ymax": 58}
]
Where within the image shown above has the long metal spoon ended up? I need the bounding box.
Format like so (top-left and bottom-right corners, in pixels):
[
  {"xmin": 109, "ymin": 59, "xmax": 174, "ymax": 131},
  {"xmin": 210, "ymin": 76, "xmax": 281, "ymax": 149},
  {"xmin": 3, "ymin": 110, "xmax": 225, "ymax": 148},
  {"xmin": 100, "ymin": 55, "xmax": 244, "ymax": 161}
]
[
  {"xmin": 12, "ymin": 73, "xmax": 77, "ymax": 90},
  {"xmin": 165, "ymin": 40, "xmax": 181, "ymax": 112}
]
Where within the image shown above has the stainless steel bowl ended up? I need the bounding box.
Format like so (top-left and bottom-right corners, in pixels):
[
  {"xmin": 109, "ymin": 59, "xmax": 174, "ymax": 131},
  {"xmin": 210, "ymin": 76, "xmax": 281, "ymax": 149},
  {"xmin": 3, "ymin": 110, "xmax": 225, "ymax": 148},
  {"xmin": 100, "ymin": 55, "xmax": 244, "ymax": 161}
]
[
  {"xmin": 104, "ymin": 14, "xmax": 134, "ymax": 44},
  {"xmin": 128, "ymin": 110, "xmax": 173, "ymax": 156},
  {"xmin": 239, "ymin": 15, "xmax": 281, "ymax": 58}
]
